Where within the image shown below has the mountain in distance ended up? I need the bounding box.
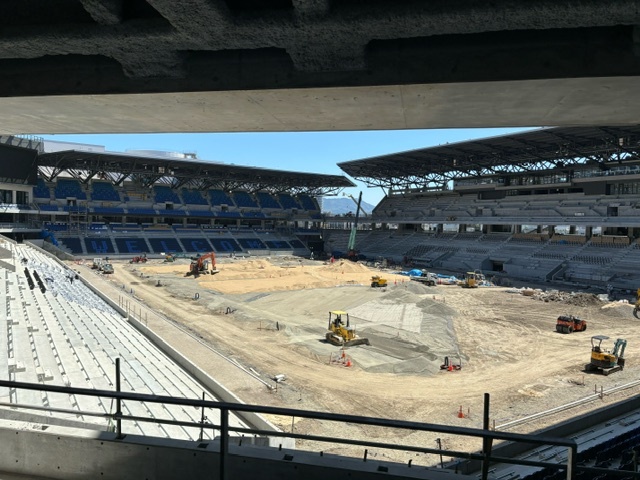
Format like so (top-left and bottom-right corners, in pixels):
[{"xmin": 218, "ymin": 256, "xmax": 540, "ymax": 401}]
[{"xmin": 321, "ymin": 197, "xmax": 375, "ymax": 215}]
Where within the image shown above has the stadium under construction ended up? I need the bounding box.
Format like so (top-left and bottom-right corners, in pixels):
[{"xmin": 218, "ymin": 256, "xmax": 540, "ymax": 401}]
[{"xmin": 1, "ymin": 128, "xmax": 640, "ymax": 479}]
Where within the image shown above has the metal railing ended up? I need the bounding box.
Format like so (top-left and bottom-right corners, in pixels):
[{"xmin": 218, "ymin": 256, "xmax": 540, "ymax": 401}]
[{"xmin": 0, "ymin": 376, "xmax": 587, "ymax": 480}]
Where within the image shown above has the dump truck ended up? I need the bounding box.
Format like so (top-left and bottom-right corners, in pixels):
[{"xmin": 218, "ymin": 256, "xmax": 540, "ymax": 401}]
[
  {"xmin": 410, "ymin": 270, "xmax": 437, "ymax": 286},
  {"xmin": 556, "ymin": 315, "xmax": 587, "ymax": 334}
]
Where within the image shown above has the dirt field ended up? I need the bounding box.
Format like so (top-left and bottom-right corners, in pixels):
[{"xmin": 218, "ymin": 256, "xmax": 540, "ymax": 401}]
[{"xmin": 78, "ymin": 255, "xmax": 640, "ymax": 466}]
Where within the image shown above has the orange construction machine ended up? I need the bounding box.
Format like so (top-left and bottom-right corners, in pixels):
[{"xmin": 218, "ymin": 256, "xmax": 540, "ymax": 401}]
[
  {"xmin": 129, "ymin": 254, "xmax": 147, "ymax": 263},
  {"xmin": 556, "ymin": 315, "xmax": 587, "ymax": 334},
  {"xmin": 185, "ymin": 252, "xmax": 219, "ymax": 278}
]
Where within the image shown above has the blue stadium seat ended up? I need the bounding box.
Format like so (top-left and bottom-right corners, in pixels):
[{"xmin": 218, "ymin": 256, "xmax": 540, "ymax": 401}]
[
  {"xmin": 114, "ymin": 237, "xmax": 149, "ymax": 254},
  {"xmin": 38, "ymin": 204, "xmax": 59, "ymax": 212},
  {"xmin": 218, "ymin": 211, "xmax": 241, "ymax": 218},
  {"xmin": 242, "ymin": 211, "xmax": 266, "ymax": 218},
  {"xmin": 153, "ymin": 185, "xmax": 181, "ymax": 203},
  {"xmin": 58, "ymin": 237, "xmax": 83, "ymax": 254},
  {"xmin": 43, "ymin": 222, "xmax": 68, "ymax": 231},
  {"xmin": 157, "ymin": 209, "xmax": 187, "ymax": 216},
  {"xmin": 209, "ymin": 189, "xmax": 235, "ymax": 206},
  {"xmin": 34, "ymin": 179, "xmax": 51, "ymax": 199},
  {"xmin": 265, "ymin": 240, "xmax": 291, "ymax": 249},
  {"xmin": 92, "ymin": 207, "xmax": 125, "ymax": 215},
  {"xmin": 54, "ymin": 179, "xmax": 87, "ymax": 200},
  {"xmin": 188, "ymin": 210, "xmax": 214, "ymax": 217},
  {"xmin": 233, "ymin": 191, "xmax": 259, "ymax": 208},
  {"xmin": 237, "ymin": 238, "xmax": 267, "ymax": 249},
  {"xmin": 179, "ymin": 238, "xmax": 213, "ymax": 253},
  {"xmin": 289, "ymin": 239, "xmax": 305, "ymax": 248},
  {"xmin": 209, "ymin": 238, "xmax": 242, "ymax": 252},
  {"xmin": 298, "ymin": 194, "xmax": 318, "ymax": 211},
  {"xmin": 127, "ymin": 208, "xmax": 158, "ymax": 215},
  {"xmin": 256, "ymin": 192, "xmax": 280, "ymax": 209},
  {"xmin": 182, "ymin": 189, "xmax": 208, "ymax": 205},
  {"xmin": 147, "ymin": 237, "xmax": 184, "ymax": 253},
  {"xmin": 84, "ymin": 237, "xmax": 115, "ymax": 254},
  {"xmin": 278, "ymin": 193, "xmax": 301, "ymax": 209},
  {"xmin": 91, "ymin": 181, "xmax": 120, "ymax": 201}
]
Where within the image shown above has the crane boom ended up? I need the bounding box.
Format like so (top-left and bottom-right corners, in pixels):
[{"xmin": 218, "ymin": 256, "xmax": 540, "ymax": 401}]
[{"xmin": 347, "ymin": 191, "xmax": 363, "ymax": 260}]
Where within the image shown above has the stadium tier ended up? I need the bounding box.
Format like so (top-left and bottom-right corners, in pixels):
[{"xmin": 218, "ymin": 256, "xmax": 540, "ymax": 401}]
[{"xmin": 0, "ymin": 243, "xmax": 250, "ymax": 440}]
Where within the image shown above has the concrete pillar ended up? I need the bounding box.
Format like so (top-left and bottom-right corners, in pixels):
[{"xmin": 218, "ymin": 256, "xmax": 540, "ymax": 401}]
[
  {"xmin": 548, "ymin": 226, "xmax": 555, "ymax": 238},
  {"xmin": 437, "ymin": 223, "xmax": 444, "ymax": 234},
  {"xmin": 536, "ymin": 225, "xmax": 542, "ymax": 233},
  {"xmin": 569, "ymin": 225, "xmax": 576, "ymax": 234},
  {"xmin": 514, "ymin": 225, "xmax": 522, "ymax": 233},
  {"xmin": 458, "ymin": 224, "xmax": 467, "ymax": 233},
  {"xmin": 482, "ymin": 224, "xmax": 488, "ymax": 234},
  {"xmin": 586, "ymin": 226, "xmax": 592, "ymax": 239}
]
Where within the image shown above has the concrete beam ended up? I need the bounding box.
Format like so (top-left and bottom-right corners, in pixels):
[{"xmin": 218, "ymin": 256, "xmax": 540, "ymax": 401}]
[{"xmin": 1, "ymin": 77, "xmax": 638, "ymax": 134}]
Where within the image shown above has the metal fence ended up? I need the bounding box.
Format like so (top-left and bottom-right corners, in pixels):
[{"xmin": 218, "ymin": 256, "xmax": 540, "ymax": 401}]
[{"xmin": 0, "ymin": 372, "xmax": 590, "ymax": 480}]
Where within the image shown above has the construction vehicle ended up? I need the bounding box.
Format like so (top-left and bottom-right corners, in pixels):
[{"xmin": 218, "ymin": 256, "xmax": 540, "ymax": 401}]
[
  {"xmin": 164, "ymin": 253, "xmax": 175, "ymax": 262},
  {"xmin": 91, "ymin": 258, "xmax": 104, "ymax": 270},
  {"xmin": 370, "ymin": 275, "xmax": 388, "ymax": 288},
  {"xmin": 100, "ymin": 263, "xmax": 114, "ymax": 274},
  {"xmin": 130, "ymin": 254, "xmax": 147, "ymax": 264},
  {"xmin": 461, "ymin": 271, "xmax": 485, "ymax": 288},
  {"xmin": 411, "ymin": 270, "xmax": 437, "ymax": 286},
  {"xmin": 634, "ymin": 288, "xmax": 640, "ymax": 318},
  {"xmin": 325, "ymin": 311, "xmax": 370, "ymax": 347},
  {"xmin": 556, "ymin": 315, "xmax": 587, "ymax": 334},
  {"xmin": 185, "ymin": 252, "xmax": 218, "ymax": 278},
  {"xmin": 585, "ymin": 335, "xmax": 626, "ymax": 375}
]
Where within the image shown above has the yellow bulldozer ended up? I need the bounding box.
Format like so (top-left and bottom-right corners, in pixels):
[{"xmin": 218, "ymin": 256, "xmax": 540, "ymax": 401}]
[
  {"xmin": 325, "ymin": 311, "xmax": 370, "ymax": 347},
  {"xmin": 461, "ymin": 271, "xmax": 485, "ymax": 288}
]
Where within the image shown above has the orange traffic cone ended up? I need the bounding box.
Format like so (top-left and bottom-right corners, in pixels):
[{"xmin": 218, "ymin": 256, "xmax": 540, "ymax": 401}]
[
  {"xmin": 458, "ymin": 406, "xmax": 465, "ymax": 418},
  {"xmin": 345, "ymin": 359, "xmax": 352, "ymax": 367}
]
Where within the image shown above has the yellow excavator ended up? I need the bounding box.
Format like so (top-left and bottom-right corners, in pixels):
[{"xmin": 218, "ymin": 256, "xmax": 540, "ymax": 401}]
[
  {"xmin": 585, "ymin": 335, "xmax": 626, "ymax": 375},
  {"xmin": 325, "ymin": 311, "xmax": 370, "ymax": 347},
  {"xmin": 634, "ymin": 288, "xmax": 640, "ymax": 318}
]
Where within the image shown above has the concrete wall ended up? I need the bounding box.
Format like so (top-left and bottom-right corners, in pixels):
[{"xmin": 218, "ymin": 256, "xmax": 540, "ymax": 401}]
[{"xmin": 0, "ymin": 420, "xmax": 454, "ymax": 480}]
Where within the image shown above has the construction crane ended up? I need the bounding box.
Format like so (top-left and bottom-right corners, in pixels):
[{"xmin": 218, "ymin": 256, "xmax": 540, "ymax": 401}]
[
  {"xmin": 346, "ymin": 191, "xmax": 363, "ymax": 261},
  {"xmin": 343, "ymin": 192, "xmax": 368, "ymax": 218}
]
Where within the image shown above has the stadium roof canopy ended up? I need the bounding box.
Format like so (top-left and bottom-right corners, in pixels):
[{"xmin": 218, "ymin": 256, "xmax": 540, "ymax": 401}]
[
  {"xmin": 338, "ymin": 126, "xmax": 640, "ymax": 190},
  {"xmin": 37, "ymin": 149, "xmax": 354, "ymax": 195}
]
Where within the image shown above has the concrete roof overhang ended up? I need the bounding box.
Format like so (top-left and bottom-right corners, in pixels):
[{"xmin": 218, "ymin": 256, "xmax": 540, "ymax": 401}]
[{"xmin": 0, "ymin": 1, "xmax": 638, "ymax": 134}]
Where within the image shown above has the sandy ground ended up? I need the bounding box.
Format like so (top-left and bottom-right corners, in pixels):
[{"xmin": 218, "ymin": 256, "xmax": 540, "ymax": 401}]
[{"xmin": 75, "ymin": 255, "xmax": 640, "ymax": 466}]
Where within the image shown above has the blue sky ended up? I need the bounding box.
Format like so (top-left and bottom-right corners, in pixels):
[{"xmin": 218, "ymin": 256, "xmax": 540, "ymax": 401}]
[{"xmin": 40, "ymin": 128, "xmax": 535, "ymax": 206}]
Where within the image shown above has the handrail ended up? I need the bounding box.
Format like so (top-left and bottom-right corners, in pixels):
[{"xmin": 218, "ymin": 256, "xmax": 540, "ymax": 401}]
[{"xmin": 0, "ymin": 378, "xmax": 578, "ymax": 480}]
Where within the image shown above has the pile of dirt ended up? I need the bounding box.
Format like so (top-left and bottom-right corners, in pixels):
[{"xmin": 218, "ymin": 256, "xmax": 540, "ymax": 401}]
[{"xmin": 530, "ymin": 289, "xmax": 604, "ymax": 306}]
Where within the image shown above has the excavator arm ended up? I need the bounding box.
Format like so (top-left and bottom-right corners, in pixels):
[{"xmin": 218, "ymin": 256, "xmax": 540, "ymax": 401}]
[{"xmin": 613, "ymin": 338, "xmax": 627, "ymax": 359}]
